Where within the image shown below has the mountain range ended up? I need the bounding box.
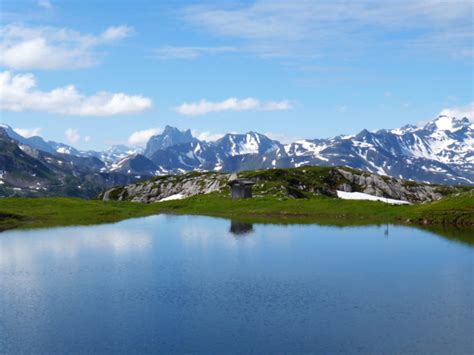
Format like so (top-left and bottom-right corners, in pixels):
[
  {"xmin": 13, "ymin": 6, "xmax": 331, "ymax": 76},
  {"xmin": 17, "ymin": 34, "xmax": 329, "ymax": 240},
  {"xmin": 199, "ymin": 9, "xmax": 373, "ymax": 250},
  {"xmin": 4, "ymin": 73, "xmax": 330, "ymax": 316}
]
[{"xmin": 0, "ymin": 115, "xmax": 472, "ymax": 197}]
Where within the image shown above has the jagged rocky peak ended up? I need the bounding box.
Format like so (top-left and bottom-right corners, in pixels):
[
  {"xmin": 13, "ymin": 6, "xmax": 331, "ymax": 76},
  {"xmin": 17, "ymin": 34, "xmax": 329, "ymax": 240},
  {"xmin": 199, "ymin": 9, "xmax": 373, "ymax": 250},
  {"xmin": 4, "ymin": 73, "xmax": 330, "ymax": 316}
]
[
  {"xmin": 355, "ymin": 128, "xmax": 372, "ymax": 139},
  {"xmin": 144, "ymin": 125, "xmax": 195, "ymax": 158}
]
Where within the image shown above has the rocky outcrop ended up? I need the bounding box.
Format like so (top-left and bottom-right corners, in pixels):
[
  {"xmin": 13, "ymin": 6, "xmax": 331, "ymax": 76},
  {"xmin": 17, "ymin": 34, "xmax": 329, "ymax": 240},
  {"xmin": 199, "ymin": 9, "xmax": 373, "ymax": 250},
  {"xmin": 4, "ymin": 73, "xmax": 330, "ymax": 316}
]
[
  {"xmin": 336, "ymin": 169, "xmax": 443, "ymax": 202},
  {"xmin": 101, "ymin": 173, "xmax": 229, "ymax": 203},
  {"xmin": 101, "ymin": 167, "xmax": 459, "ymax": 204}
]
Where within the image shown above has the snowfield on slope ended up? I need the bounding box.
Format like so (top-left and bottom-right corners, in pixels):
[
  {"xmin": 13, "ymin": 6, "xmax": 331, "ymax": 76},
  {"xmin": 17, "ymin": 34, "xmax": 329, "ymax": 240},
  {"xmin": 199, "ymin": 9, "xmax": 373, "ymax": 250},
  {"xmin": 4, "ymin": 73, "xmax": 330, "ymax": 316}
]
[
  {"xmin": 336, "ymin": 191, "xmax": 412, "ymax": 205},
  {"xmin": 157, "ymin": 193, "xmax": 185, "ymax": 202}
]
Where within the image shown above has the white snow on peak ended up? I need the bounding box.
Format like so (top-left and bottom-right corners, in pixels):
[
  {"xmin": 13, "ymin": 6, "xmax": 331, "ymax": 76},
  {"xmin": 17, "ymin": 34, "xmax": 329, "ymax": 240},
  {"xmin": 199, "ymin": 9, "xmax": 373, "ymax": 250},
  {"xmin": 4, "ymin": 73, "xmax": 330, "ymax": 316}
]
[
  {"xmin": 433, "ymin": 115, "xmax": 456, "ymax": 131},
  {"xmin": 56, "ymin": 147, "xmax": 72, "ymax": 154},
  {"xmin": 341, "ymin": 134, "xmax": 355, "ymax": 140},
  {"xmin": 390, "ymin": 125, "xmax": 419, "ymax": 135},
  {"xmin": 428, "ymin": 115, "xmax": 470, "ymax": 133},
  {"xmin": 227, "ymin": 133, "xmax": 276, "ymax": 156}
]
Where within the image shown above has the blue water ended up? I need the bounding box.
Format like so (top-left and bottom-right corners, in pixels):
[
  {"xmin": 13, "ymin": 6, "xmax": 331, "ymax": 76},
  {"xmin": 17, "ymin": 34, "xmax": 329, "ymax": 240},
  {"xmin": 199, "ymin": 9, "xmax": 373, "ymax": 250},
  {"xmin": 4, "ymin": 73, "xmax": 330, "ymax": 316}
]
[{"xmin": 0, "ymin": 215, "xmax": 473, "ymax": 354}]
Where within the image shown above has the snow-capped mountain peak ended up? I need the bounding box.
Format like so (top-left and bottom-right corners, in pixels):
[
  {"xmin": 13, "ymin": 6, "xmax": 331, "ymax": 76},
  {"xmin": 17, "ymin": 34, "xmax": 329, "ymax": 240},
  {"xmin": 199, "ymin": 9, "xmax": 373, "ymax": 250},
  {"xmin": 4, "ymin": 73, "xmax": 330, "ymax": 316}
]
[
  {"xmin": 1, "ymin": 115, "xmax": 472, "ymax": 186},
  {"xmin": 424, "ymin": 115, "xmax": 471, "ymax": 133},
  {"xmin": 390, "ymin": 124, "xmax": 419, "ymax": 135},
  {"xmin": 216, "ymin": 131, "xmax": 281, "ymax": 156}
]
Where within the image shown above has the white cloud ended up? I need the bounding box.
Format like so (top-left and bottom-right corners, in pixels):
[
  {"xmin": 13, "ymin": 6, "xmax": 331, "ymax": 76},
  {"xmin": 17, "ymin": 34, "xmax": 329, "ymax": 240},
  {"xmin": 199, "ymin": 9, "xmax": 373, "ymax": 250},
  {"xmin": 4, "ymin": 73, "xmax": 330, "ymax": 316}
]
[
  {"xmin": 84, "ymin": 136, "xmax": 91, "ymax": 143},
  {"xmin": 100, "ymin": 26, "xmax": 135, "ymax": 41},
  {"xmin": 0, "ymin": 24, "xmax": 134, "ymax": 70},
  {"xmin": 191, "ymin": 130, "xmax": 224, "ymax": 142},
  {"xmin": 14, "ymin": 127, "xmax": 42, "ymax": 138},
  {"xmin": 38, "ymin": 0, "xmax": 53, "ymax": 9},
  {"xmin": 184, "ymin": 1, "xmax": 473, "ymax": 58},
  {"xmin": 153, "ymin": 46, "xmax": 236, "ymax": 59},
  {"xmin": 440, "ymin": 102, "xmax": 474, "ymax": 121},
  {"xmin": 0, "ymin": 71, "xmax": 152, "ymax": 116},
  {"xmin": 65, "ymin": 128, "xmax": 80, "ymax": 144},
  {"xmin": 175, "ymin": 97, "xmax": 292, "ymax": 116},
  {"xmin": 265, "ymin": 132, "xmax": 302, "ymax": 144},
  {"xmin": 128, "ymin": 128, "xmax": 162, "ymax": 146}
]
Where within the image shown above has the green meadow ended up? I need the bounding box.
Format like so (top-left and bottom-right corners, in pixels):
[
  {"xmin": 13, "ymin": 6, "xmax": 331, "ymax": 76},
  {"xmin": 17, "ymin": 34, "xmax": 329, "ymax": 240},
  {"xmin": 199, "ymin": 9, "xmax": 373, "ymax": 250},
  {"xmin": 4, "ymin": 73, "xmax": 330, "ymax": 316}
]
[{"xmin": 0, "ymin": 191, "xmax": 472, "ymax": 232}]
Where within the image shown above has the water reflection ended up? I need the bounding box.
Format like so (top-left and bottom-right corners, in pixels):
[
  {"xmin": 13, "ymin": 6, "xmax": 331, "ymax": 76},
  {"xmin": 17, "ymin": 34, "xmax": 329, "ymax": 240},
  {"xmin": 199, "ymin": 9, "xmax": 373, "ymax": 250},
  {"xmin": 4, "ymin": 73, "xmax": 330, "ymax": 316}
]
[
  {"xmin": 0, "ymin": 226, "xmax": 152, "ymax": 269},
  {"xmin": 0, "ymin": 215, "xmax": 472, "ymax": 354},
  {"xmin": 229, "ymin": 220, "xmax": 254, "ymax": 236}
]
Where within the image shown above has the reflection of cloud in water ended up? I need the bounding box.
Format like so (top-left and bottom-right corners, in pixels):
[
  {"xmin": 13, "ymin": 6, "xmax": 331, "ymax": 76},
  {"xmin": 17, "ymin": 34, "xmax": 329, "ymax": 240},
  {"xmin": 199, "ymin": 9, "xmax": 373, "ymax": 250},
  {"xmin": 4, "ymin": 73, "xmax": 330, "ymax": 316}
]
[{"xmin": 0, "ymin": 226, "xmax": 152, "ymax": 269}]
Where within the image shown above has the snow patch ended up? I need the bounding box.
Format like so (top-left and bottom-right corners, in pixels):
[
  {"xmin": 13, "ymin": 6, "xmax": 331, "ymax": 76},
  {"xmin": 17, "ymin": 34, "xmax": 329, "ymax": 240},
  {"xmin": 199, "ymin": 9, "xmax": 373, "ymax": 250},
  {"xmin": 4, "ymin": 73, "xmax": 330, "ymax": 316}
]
[
  {"xmin": 158, "ymin": 193, "xmax": 185, "ymax": 202},
  {"xmin": 336, "ymin": 191, "xmax": 411, "ymax": 205}
]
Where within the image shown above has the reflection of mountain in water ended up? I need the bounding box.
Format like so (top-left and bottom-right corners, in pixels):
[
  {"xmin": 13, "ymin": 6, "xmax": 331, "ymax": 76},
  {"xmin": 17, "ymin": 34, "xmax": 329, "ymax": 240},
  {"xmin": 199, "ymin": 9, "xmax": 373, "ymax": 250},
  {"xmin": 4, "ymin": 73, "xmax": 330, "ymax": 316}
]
[{"xmin": 229, "ymin": 221, "xmax": 254, "ymax": 236}]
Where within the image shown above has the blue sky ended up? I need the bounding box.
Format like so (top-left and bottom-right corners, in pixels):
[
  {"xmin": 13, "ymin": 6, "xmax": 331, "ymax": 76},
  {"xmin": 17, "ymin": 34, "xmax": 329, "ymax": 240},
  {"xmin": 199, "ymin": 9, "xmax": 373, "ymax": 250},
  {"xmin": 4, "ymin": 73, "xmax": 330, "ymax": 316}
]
[{"xmin": 0, "ymin": 0, "xmax": 473, "ymax": 150}]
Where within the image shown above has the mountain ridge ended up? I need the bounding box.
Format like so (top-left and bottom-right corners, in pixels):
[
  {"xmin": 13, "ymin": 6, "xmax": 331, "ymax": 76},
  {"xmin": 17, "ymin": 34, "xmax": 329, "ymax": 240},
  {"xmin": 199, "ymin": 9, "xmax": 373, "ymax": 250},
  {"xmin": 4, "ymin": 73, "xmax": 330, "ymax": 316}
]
[{"xmin": 0, "ymin": 114, "xmax": 472, "ymax": 198}]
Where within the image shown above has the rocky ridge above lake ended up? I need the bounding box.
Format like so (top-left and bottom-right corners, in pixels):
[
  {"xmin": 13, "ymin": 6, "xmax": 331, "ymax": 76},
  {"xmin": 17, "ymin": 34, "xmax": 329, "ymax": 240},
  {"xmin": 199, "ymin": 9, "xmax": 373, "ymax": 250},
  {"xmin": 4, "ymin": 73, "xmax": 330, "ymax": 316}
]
[{"xmin": 101, "ymin": 166, "xmax": 464, "ymax": 204}]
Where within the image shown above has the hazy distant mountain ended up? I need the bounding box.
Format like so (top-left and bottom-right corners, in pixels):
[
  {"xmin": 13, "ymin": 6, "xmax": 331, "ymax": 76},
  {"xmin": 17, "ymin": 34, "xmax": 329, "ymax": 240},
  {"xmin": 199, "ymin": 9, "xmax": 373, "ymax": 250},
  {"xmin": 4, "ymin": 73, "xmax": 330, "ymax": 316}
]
[
  {"xmin": 86, "ymin": 145, "xmax": 142, "ymax": 166},
  {"xmin": 0, "ymin": 124, "xmax": 56, "ymax": 154},
  {"xmin": 109, "ymin": 154, "xmax": 158, "ymax": 176}
]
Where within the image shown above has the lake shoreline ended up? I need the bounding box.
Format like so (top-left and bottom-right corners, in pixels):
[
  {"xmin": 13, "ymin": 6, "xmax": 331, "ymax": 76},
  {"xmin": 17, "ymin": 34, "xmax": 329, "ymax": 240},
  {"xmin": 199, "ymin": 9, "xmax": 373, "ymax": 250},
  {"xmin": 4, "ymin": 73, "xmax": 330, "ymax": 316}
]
[{"xmin": 0, "ymin": 193, "xmax": 472, "ymax": 233}]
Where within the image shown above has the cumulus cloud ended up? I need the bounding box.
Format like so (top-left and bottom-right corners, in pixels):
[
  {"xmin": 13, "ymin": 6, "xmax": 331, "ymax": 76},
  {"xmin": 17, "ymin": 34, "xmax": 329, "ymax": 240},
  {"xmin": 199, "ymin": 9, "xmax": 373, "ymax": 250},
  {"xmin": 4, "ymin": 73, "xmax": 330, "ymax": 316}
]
[
  {"xmin": 65, "ymin": 128, "xmax": 80, "ymax": 144},
  {"xmin": 175, "ymin": 97, "xmax": 292, "ymax": 116},
  {"xmin": 14, "ymin": 127, "xmax": 42, "ymax": 138},
  {"xmin": 128, "ymin": 128, "xmax": 162, "ymax": 146},
  {"xmin": 153, "ymin": 46, "xmax": 236, "ymax": 59},
  {"xmin": 0, "ymin": 24, "xmax": 134, "ymax": 70},
  {"xmin": 191, "ymin": 130, "xmax": 225, "ymax": 142},
  {"xmin": 0, "ymin": 71, "xmax": 152, "ymax": 116},
  {"xmin": 440, "ymin": 102, "xmax": 474, "ymax": 121}
]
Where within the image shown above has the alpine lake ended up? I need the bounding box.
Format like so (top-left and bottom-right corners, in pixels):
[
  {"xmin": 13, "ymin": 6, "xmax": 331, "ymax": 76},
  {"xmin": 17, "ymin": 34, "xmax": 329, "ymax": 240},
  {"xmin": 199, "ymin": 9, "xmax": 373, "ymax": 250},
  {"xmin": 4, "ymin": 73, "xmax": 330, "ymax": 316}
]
[{"xmin": 0, "ymin": 214, "xmax": 473, "ymax": 354}]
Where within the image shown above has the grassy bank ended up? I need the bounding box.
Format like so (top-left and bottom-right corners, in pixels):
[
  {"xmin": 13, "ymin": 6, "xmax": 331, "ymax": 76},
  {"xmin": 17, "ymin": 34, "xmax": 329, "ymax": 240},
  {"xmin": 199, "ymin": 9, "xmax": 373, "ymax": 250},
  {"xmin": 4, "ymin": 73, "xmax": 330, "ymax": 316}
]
[{"xmin": 0, "ymin": 192, "xmax": 472, "ymax": 232}]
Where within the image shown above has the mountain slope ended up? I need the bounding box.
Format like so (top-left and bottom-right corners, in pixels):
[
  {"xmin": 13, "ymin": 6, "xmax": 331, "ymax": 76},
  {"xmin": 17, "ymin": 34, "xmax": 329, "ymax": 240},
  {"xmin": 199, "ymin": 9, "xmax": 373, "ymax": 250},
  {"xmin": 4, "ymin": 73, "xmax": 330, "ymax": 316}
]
[{"xmin": 0, "ymin": 130, "xmax": 145, "ymax": 198}]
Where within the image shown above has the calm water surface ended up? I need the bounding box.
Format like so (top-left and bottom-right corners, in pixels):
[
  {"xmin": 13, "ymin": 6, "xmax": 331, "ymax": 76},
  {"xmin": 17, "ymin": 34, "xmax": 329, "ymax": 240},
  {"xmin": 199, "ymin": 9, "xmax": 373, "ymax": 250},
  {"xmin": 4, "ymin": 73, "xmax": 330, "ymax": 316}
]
[{"xmin": 0, "ymin": 215, "xmax": 473, "ymax": 354}]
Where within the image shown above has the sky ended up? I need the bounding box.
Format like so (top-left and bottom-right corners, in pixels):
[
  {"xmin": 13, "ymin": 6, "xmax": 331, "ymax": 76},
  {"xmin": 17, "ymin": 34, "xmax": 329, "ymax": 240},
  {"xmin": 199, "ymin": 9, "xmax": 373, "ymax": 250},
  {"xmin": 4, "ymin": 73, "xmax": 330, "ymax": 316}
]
[{"xmin": 0, "ymin": 0, "xmax": 473, "ymax": 150}]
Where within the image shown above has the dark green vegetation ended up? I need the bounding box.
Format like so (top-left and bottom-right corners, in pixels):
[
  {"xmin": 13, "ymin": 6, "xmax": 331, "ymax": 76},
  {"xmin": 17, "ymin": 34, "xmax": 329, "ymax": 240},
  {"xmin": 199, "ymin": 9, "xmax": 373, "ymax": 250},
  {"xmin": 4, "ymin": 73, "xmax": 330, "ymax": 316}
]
[{"xmin": 0, "ymin": 190, "xmax": 472, "ymax": 235}]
